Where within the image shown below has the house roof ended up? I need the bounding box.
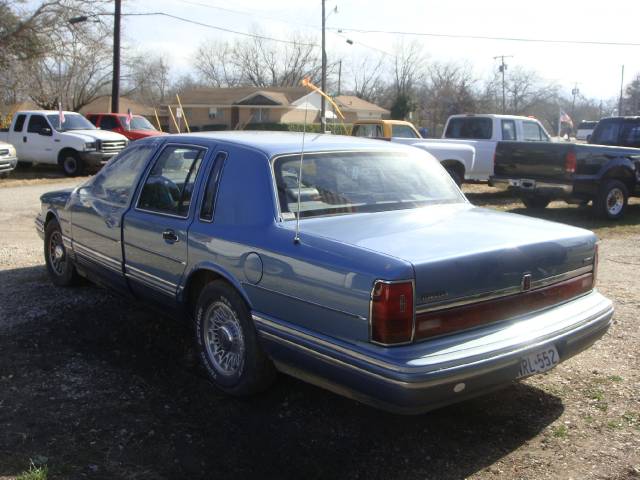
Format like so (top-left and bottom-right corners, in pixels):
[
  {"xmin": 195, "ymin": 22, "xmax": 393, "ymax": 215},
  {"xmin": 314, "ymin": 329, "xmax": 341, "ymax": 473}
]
[
  {"xmin": 174, "ymin": 87, "xmax": 309, "ymax": 106},
  {"xmin": 334, "ymin": 95, "xmax": 389, "ymax": 114},
  {"xmin": 80, "ymin": 96, "xmax": 156, "ymax": 116}
]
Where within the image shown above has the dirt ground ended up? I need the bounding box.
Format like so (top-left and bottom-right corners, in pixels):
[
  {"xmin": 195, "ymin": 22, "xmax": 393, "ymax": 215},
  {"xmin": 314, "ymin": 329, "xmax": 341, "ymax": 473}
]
[{"xmin": 0, "ymin": 174, "xmax": 638, "ymax": 480}]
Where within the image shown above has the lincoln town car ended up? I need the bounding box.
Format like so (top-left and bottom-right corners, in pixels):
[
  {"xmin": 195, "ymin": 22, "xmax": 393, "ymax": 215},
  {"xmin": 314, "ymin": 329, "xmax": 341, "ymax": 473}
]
[{"xmin": 35, "ymin": 132, "xmax": 614, "ymax": 414}]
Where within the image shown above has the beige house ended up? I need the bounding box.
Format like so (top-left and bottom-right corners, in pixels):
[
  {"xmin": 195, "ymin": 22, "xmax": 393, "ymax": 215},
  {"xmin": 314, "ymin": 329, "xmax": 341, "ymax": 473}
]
[{"xmin": 162, "ymin": 87, "xmax": 389, "ymax": 132}]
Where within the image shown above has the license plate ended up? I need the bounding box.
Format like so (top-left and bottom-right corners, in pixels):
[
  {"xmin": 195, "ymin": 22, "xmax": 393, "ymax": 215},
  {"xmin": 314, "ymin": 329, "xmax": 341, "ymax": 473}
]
[{"xmin": 517, "ymin": 346, "xmax": 559, "ymax": 378}]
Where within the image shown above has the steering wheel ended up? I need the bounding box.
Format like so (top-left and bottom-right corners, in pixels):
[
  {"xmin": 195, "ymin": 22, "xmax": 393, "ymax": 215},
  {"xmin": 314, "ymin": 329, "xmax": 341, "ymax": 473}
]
[{"xmin": 140, "ymin": 176, "xmax": 181, "ymax": 211}]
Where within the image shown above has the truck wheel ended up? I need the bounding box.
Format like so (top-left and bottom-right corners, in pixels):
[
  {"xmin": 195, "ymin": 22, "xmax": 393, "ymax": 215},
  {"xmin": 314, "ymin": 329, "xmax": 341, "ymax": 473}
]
[
  {"xmin": 61, "ymin": 151, "xmax": 84, "ymax": 176},
  {"xmin": 194, "ymin": 280, "xmax": 276, "ymax": 396},
  {"xmin": 445, "ymin": 167, "xmax": 463, "ymax": 187},
  {"xmin": 594, "ymin": 179, "xmax": 628, "ymax": 220},
  {"xmin": 16, "ymin": 161, "xmax": 32, "ymax": 169},
  {"xmin": 44, "ymin": 219, "xmax": 78, "ymax": 287},
  {"xmin": 521, "ymin": 195, "xmax": 551, "ymax": 209}
]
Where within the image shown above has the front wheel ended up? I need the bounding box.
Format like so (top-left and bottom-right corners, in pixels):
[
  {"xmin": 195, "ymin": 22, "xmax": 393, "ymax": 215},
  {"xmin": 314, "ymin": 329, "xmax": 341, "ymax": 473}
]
[
  {"xmin": 593, "ymin": 179, "xmax": 628, "ymax": 220},
  {"xmin": 521, "ymin": 195, "xmax": 551, "ymax": 209},
  {"xmin": 44, "ymin": 219, "xmax": 78, "ymax": 286},
  {"xmin": 61, "ymin": 151, "xmax": 84, "ymax": 176},
  {"xmin": 194, "ymin": 281, "xmax": 276, "ymax": 396}
]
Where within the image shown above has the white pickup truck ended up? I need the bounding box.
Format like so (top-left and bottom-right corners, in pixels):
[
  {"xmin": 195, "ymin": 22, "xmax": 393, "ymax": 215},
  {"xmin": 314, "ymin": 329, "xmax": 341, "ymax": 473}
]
[
  {"xmin": 351, "ymin": 120, "xmax": 475, "ymax": 185},
  {"xmin": 0, "ymin": 110, "xmax": 128, "ymax": 176},
  {"xmin": 0, "ymin": 141, "xmax": 18, "ymax": 177},
  {"xmin": 419, "ymin": 114, "xmax": 553, "ymax": 181}
]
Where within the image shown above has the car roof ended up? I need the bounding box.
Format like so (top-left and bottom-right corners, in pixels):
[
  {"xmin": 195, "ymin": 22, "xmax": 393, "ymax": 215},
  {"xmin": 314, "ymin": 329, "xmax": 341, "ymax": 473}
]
[
  {"xmin": 86, "ymin": 112, "xmax": 145, "ymax": 117},
  {"xmin": 447, "ymin": 113, "xmax": 541, "ymax": 121},
  {"xmin": 354, "ymin": 119, "xmax": 415, "ymax": 126},
  {"xmin": 161, "ymin": 131, "xmax": 417, "ymax": 157},
  {"xmin": 16, "ymin": 110, "xmax": 84, "ymax": 115}
]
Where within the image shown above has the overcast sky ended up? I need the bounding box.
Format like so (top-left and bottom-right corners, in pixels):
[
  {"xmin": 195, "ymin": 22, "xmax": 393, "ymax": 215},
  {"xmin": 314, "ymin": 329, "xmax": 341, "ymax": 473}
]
[{"xmin": 116, "ymin": 0, "xmax": 639, "ymax": 100}]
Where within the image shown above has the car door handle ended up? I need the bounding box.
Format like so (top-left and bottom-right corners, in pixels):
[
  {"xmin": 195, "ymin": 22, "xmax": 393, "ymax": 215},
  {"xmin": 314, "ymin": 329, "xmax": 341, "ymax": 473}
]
[
  {"xmin": 23, "ymin": 136, "xmax": 27, "ymax": 143},
  {"xmin": 162, "ymin": 229, "xmax": 179, "ymax": 243}
]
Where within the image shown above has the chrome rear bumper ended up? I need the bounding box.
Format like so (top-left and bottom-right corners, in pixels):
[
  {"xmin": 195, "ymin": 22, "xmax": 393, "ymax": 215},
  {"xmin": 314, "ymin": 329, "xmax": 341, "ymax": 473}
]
[{"xmin": 255, "ymin": 290, "xmax": 613, "ymax": 414}]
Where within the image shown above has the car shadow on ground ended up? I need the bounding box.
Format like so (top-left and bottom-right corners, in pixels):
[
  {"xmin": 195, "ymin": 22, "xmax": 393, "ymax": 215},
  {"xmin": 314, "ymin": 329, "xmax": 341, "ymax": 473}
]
[{"xmin": 0, "ymin": 266, "xmax": 564, "ymax": 480}]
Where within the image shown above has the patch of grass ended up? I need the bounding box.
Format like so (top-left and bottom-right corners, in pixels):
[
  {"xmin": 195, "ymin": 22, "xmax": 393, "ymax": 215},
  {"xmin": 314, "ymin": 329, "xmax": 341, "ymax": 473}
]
[
  {"xmin": 552, "ymin": 424, "xmax": 569, "ymax": 438},
  {"xmin": 16, "ymin": 462, "xmax": 48, "ymax": 480},
  {"xmin": 585, "ymin": 388, "xmax": 608, "ymax": 412},
  {"xmin": 608, "ymin": 375, "xmax": 623, "ymax": 383},
  {"xmin": 622, "ymin": 412, "xmax": 640, "ymax": 430},
  {"xmin": 607, "ymin": 420, "xmax": 623, "ymax": 430}
]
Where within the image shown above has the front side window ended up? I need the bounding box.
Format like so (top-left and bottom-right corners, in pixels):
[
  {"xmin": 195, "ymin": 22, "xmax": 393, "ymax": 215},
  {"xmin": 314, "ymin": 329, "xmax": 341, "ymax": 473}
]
[
  {"xmin": 138, "ymin": 145, "xmax": 205, "ymax": 217},
  {"xmin": 622, "ymin": 122, "xmax": 640, "ymax": 147},
  {"xmin": 99, "ymin": 116, "xmax": 119, "ymax": 130},
  {"xmin": 92, "ymin": 144, "xmax": 156, "ymax": 206},
  {"xmin": 590, "ymin": 120, "xmax": 620, "ymax": 145},
  {"xmin": 274, "ymin": 151, "xmax": 464, "ymax": 219},
  {"xmin": 523, "ymin": 121, "xmax": 544, "ymax": 141},
  {"xmin": 352, "ymin": 124, "xmax": 383, "ymax": 138},
  {"xmin": 27, "ymin": 115, "xmax": 50, "ymax": 133},
  {"xmin": 501, "ymin": 120, "xmax": 516, "ymax": 140},
  {"xmin": 391, "ymin": 125, "xmax": 419, "ymax": 138},
  {"xmin": 119, "ymin": 115, "xmax": 155, "ymax": 131},
  {"xmin": 444, "ymin": 117, "xmax": 493, "ymax": 140}
]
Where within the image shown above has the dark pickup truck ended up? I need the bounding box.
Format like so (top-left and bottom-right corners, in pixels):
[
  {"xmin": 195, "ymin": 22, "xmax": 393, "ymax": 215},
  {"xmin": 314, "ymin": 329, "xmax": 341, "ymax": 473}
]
[{"xmin": 490, "ymin": 141, "xmax": 640, "ymax": 219}]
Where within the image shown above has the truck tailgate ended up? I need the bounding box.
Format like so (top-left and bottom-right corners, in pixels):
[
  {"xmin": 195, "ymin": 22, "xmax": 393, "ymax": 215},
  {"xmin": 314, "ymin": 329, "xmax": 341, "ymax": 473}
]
[{"xmin": 494, "ymin": 141, "xmax": 572, "ymax": 179}]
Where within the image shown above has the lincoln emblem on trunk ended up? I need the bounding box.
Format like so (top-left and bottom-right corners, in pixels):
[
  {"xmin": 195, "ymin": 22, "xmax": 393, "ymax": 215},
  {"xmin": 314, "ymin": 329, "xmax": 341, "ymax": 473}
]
[{"xmin": 521, "ymin": 273, "xmax": 532, "ymax": 291}]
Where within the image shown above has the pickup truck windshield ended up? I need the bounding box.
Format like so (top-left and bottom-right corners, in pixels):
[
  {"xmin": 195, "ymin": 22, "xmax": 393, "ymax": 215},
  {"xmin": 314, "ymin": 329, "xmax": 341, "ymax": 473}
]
[
  {"xmin": 119, "ymin": 116, "xmax": 156, "ymax": 130},
  {"xmin": 445, "ymin": 117, "xmax": 493, "ymax": 140},
  {"xmin": 274, "ymin": 151, "xmax": 464, "ymax": 219},
  {"xmin": 47, "ymin": 114, "xmax": 96, "ymax": 131}
]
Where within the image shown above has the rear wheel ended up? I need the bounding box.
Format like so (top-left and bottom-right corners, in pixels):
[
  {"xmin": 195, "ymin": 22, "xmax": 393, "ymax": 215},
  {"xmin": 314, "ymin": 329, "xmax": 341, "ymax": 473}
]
[
  {"xmin": 194, "ymin": 280, "xmax": 276, "ymax": 395},
  {"xmin": 61, "ymin": 151, "xmax": 84, "ymax": 176},
  {"xmin": 521, "ymin": 195, "xmax": 551, "ymax": 209},
  {"xmin": 593, "ymin": 179, "xmax": 628, "ymax": 220},
  {"xmin": 44, "ymin": 219, "xmax": 78, "ymax": 286},
  {"xmin": 444, "ymin": 165, "xmax": 464, "ymax": 187}
]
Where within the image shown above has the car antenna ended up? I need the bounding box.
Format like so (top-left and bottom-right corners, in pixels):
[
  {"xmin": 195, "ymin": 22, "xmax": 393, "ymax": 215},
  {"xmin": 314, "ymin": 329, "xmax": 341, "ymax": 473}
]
[{"xmin": 293, "ymin": 78, "xmax": 311, "ymax": 244}]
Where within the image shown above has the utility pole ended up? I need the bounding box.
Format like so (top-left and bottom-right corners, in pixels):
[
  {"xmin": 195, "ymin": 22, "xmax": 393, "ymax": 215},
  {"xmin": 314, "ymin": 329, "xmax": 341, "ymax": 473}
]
[
  {"xmin": 571, "ymin": 83, "xmax": 580, "ymax": 117},
  {"xmin": 320, "ymin": 0, "xmax": 327, "ymax": 132},
  {"xmin": 337, "ymin": 60, "xmax": 342, "ymax": 96},
  {"xmin": 111, "ymin": 0, "xmax": 121, "ymax": 113},
  {"xmin": 494, "ymin": 55, "xmax": 512, "ymax": 114},
  {"xmin": 618, "ymin": 65, "xmax": 625, "ymax": 116}
]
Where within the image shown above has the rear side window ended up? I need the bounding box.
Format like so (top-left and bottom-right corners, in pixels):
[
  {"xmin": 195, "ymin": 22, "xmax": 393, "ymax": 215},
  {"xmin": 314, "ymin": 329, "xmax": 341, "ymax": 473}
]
[
  {"xmin": 444, "ymin": 118, "xmax": 492, "ymax": 140},
  {"xmin": 352, "ymin": 124, "xmax": 383, "ymax": 138},
  {"xmin": 622, "ymin": 121, "xmax": 640, "ymax": 147},
  {"xmin": 501, "ymin": 120, "xmax": 516, "ymax": 140},
  {"xmin": 86, "ymin": 115, "xmax": 98, "ymax": 126},
  {"xmin": 27, "ymin": 115, "xmax": 50, "ymax": 133},
  {"xmin": 91, "ymin": 144, "xmax": 155, "ymax": 206},
  {"xmin": 200, "ymin": 152, "xmax": 228, "ymax": 221},
  {"xmin": 100, "ymin": 116, "xmax": 119, "ymax": 130},
  {"xmin": 590, "ymin": 120, "xmax": 620, "ymax": 145},
  {"xmin": 578, "ymin": 121, "xmax": 598, "ymax": 129},
  {"xmin": 137, "ymin": 145, "xmax": 206, "ymax": 217},
  {"xmin": 13, "ymin": 114, "xmax": 26, "ymax": 132},
  {"xmin": 391, "ymin": 124, "xmax": 419, "ymax": 138}
]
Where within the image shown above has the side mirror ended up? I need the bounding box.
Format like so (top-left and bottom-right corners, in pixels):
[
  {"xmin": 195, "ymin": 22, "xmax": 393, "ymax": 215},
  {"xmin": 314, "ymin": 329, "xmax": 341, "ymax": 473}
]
[{"xmin": 39, "ymin": 127, "xmax": 52, "ymax": 136}]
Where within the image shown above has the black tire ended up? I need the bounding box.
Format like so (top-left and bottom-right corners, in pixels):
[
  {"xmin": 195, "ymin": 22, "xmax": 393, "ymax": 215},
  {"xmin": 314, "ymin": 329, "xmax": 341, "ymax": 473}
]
[
  {"xmin": 521, "ymin": 195, "xmax": 551, "ymax": 209},
  {"xmin": 593, "ymin": 179, "xmax": 628, "ymax": 220},
  {"xmin": 60, "ymin": 151, "xmax": 84, "ymax": 176},
  {"xmin": 194, "ymin": 280, "xmax": 276, "ymax": 396},
  {"xmin": 44, "ymin": 219, "xmax": 78, "ymax": 286},
  {"xmin": 16, "ymin": 161, "xmax": 32, "ymax": 169},
  {"xmin": 445, "ymin": 166, "xmax": 464, "ymax": 187}
]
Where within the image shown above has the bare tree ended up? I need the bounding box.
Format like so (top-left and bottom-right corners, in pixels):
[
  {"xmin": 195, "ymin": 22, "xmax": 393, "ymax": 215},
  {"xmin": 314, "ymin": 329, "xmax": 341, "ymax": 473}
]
[
  {"xmin": 194, "ymin": 40, "xmax": 241, "ymax": 87},
  {"xmin": 504, "ymin": 67, "xmax": 558, "ymax": 114},
  {"xmin": 124, "ymin": 53, "xmax": 172, "ymax": 105},
  {"xmin": 389, "ymin": 40, "xmax": 425, "ymax": 119},
  {"xmin": 348, "ymin": 55, "xmax": 387, "ymax": 102}
]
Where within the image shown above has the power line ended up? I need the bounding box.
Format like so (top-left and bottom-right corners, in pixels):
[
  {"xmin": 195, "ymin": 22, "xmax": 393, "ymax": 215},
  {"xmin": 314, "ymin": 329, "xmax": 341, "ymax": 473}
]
[
  {"xmin": 118, "ymin": 11, "xmax": 318, "ymax": 46},
  {"xmin": 328, "ymin": 27, "xmax": 640, "ymax": 47}
]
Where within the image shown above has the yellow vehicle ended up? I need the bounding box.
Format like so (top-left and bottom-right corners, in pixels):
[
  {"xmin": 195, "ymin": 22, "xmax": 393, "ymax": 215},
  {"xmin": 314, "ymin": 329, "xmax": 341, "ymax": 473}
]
[{"xmin": 350, "ymin": 119, "xmax": 476, "ymax": 186}]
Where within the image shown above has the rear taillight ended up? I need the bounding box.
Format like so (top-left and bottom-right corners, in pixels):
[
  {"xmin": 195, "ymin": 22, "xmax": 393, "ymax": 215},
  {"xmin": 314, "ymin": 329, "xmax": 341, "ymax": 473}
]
[
  {"xmin": 565, "ymin": 150, "xmax": 577, "ymax": 173},
  {"xmin": 593, "ymin": 243, "xmax": 599, "ymax": 287},
  {"xmin": 370, "ymin": 280, "xmax": 414, "ymax": 345}
]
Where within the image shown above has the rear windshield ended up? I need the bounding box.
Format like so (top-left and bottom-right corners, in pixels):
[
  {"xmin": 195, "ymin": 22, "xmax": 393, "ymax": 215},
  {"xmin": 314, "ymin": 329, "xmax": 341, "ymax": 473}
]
[
  {"xmin": 444, "ymin": 117, "xmax": 493, "ymax": 140},
  {"xmin": 590, "ymin": 119, "xmax": 621, "ymax": 145},
  {"xmin": 273, "ymin": 151, "xmax": 464, "ymax": 219}
]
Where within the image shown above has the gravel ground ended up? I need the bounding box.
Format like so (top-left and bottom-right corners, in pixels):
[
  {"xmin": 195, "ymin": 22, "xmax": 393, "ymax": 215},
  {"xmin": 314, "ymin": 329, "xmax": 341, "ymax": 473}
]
[{"xmin": 0, "ymin": 177, "xmax": 638, "ymax": 479}]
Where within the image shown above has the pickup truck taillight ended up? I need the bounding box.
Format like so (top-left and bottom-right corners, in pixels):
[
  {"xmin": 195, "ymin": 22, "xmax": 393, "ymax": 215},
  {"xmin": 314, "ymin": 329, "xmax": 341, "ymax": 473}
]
[
  {"xmin": 370, "ymin": 280, "xmax": 414, "ymax": 345},
  {"xmin": 565, "ymin": 150, "xmax": 577, "ymax": 173}
]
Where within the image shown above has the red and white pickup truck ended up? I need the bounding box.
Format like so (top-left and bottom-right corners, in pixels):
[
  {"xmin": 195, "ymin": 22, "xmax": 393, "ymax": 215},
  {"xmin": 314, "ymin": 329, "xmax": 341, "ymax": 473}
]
[{"xmin": 86, "ymin": 113, "xmax": 166, "ymax": 141}]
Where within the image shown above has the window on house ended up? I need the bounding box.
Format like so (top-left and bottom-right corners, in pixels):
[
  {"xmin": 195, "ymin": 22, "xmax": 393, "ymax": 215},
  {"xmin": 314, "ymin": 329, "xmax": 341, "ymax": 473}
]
[
  {"xmin": 208, "ymin": 108, "xmax": 223, "ymax": 120},
  {"xmin": 250, "ymin": 108, "xmax": 269, "ymax": 123}
]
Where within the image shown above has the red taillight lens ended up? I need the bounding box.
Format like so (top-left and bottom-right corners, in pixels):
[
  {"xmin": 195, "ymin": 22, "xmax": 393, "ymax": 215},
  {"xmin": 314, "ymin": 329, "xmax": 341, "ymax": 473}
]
[
  {"xmin": 370, "ymin": 281, "xmax": 414, "ymax": 345},
  {"xmin": 593, "ymin": 243, "xmax": 599, "ymax": 287},
  {"xmin": 565, "ymin": 150, "xmax": 577, "ymax": 173},
  {"xmin": 415, "ymin": 273, "xmax": 593, "ymax": 340}
]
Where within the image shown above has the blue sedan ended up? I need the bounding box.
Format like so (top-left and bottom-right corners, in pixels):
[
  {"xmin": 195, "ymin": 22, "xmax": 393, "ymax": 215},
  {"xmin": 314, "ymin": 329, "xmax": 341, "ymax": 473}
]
[{"xmin": 35, "ymin": 132, "xmax": 613, "ymax": 413}]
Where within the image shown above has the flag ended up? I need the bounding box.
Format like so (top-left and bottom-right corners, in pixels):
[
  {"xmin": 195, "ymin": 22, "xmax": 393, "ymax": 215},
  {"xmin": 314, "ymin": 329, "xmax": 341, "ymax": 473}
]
[
  {"xmin": 126, "ymin": 108, "xmax": 133, "ymax": 130},
  {"xmin": 58, "ymin": 102, "xmax": 65, "ymax": 129},
  {"xmin": 559, "ymin": 110, "xmax": 573, "ymax": 128}
]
